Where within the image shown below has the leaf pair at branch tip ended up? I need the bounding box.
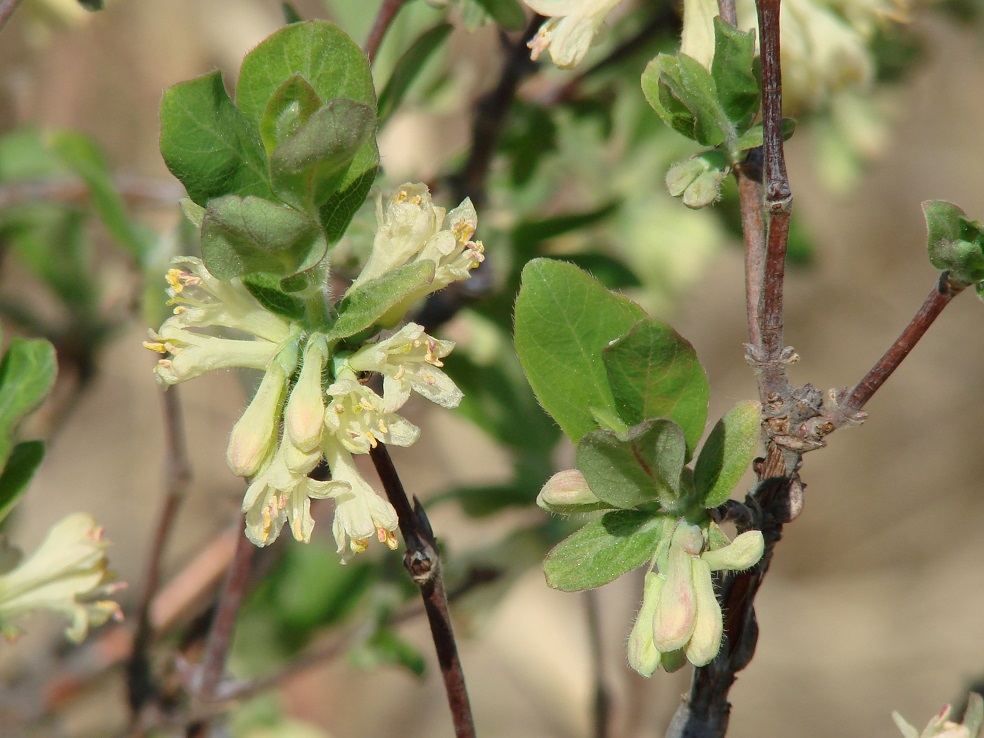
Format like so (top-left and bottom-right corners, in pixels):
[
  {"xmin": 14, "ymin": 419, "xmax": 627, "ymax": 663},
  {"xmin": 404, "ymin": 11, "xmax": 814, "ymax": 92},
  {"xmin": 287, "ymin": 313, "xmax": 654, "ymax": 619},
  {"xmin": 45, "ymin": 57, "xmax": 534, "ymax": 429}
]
[{"xmin": 923, "ymin": 200, "xmax": 984, "ymax": 297}]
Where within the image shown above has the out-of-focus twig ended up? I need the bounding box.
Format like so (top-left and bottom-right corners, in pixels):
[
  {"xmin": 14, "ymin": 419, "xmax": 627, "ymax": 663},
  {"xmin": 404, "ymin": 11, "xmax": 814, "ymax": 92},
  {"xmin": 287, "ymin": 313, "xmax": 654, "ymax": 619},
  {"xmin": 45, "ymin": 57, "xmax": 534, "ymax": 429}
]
[{"xmin": 365, "ymin": 0, "xmax": 409, "ymax": 63}]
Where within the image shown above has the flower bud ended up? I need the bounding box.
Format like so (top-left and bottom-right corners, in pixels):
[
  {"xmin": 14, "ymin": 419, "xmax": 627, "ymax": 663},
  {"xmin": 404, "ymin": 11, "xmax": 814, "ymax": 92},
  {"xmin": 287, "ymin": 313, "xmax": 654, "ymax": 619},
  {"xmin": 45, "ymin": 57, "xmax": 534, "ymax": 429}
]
[
  {"xmin": 227, "ymin": 363, "xmax": 287, "ymax": 478},
  {"xmin": 652, "ymin": 533, "xmax": 697, "ymax": 652},
  {"xmin": 628, "ymin": 572, "xmax": 664, "ymax": 677},
  {"xmin": 536, "ymin": 470, "xmax": 606, "ymax": 514},
  {"xmin": 285, "ymin": 336, "xmax": 327, "ymax": 453},
  {"xmin": 700, "ymin": 530, "xmax": 764, "ymax": 572},
  {"xmin": 685, "ymin": 557, "xmax": 723, "ymax": 666}
]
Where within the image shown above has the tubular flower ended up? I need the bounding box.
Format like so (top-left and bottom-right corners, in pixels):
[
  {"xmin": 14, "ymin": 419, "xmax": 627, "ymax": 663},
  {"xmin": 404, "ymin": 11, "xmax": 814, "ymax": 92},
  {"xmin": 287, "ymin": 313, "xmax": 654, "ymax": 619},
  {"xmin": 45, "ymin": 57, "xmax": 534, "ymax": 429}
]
[
  {"xmin": 631, "ymin": 521, "xmax": 764, "ymax": 673},
  {"xmin": 144, "ymin": 257, "xmax": 297, "ymax": 388},
  {"xmin": 242, "ymin": 438, "xmax": 347, "ymax": 547},
  {"xmin": 324, "ymin": 369, "xmax": 420, "ymax": 455},
  {"xmin": 0, "ymin": 514, "xmax": 123, "ymax": 643},
  {"xmin": 227, "ymin": 360, "xmax": 289, "ymax": 478},
  {"xmin": 347, "ymin": 323, "xmax": 462, "ymax": 411},
  {"xmin": 323, "ymin": 437, "xmax": 399, "ymax": 556},
  {"xmin": 523, "ymin": 0, "xmax": 623, "ymax": 69}
]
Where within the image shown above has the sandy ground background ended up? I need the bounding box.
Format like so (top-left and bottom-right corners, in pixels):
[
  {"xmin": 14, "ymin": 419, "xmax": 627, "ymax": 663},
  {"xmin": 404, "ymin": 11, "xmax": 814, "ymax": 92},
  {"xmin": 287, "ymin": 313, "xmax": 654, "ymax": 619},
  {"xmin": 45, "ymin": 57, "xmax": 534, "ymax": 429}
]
[{"xmin": 1, "ymin": 1, "xmax": 984, "ymax": 737}]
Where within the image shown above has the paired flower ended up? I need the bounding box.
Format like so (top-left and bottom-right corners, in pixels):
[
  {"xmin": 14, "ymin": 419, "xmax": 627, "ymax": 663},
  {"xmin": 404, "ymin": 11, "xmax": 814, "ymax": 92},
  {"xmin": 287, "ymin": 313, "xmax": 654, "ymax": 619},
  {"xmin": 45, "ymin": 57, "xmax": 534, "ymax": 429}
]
[
  {"xmin": 0, "ymin": 514, "xmax": 123, "ymax": 643},
  {"xmin": 524, "ymin": 0, "xmax": 624, "ymax": 69},
  {"xmin": 628, "ymin": 521, "xmax": 764, "ymax": 676},
  {"xmin": 894, "ymin": 694, "xmax": 984, "ymax": 738}
]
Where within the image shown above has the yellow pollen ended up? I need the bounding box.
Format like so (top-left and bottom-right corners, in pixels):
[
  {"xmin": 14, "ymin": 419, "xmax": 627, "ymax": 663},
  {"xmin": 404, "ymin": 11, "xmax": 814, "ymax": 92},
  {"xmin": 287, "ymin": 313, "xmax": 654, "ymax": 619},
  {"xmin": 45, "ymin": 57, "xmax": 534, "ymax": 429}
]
[
  {"xmin": 377, "ymin": 418, "xmax": 389, "ymax": 434},
  {"xmin": 359, "ymin": 397, "xmax": 375, "ymax": 411},
  {"xmin": 143, "ymin": 340, "xmax": 167, "ymax": 354},
  {"xmin": 381, "ymin": 529, "xmax": 398, "ymax": 550},
  {"xmin": 351, "ymin": 537, "xmax": 369, "ymax": 553},
  {"xmin": 365, "ymin": 431, "xmax": 378, "ymax": 448},
  {"xmin": 165, "ymin": 269, "xmax": 185, "ymax": 292}
]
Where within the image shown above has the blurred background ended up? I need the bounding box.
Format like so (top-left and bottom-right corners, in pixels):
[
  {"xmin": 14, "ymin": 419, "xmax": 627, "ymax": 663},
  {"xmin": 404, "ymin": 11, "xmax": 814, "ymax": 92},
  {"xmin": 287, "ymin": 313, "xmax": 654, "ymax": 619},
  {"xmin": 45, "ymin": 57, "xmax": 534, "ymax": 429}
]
[{"xmin": 1, "ymin": 1, "xmax": 983, "ymax": 736}]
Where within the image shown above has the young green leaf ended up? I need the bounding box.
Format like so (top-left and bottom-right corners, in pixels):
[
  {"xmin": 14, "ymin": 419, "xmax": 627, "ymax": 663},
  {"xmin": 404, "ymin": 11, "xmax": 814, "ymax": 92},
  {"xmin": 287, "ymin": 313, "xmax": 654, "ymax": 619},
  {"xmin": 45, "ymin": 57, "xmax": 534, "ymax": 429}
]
[
  {"xmin": 0, "ymin": 337, "xmax": 57, "ymax": 470},
  {"xmin": 544, "ymin": 511, "xmax": 669, "ymax": 592},
  {"xmin": 694, "ymin": 400, "xmax": 761, "ymax": 507},
  {"xmin": 709, "ymin": 17, "xmax": 760, "ymax": 130},
  {"xmin": 923, "ymin": 200, "xmax": 984, "ymax": 286},
  {"xmin": 242, "ymin": 273, "xmax": 307, "ymax": 323},
  {"xmin": 160, "ymin": 71, "xmax": 273, "ymax": 206},
  {"xmin": 200, "ymin": 195, "xmax": 328, "ymax": 280},
  {"xmin": 603, "ymin": 319, "xmax": 709, "ymax": 457},
  {"xmin": 377, "ymin": 23, "xmax": 454, "ymax": 126},
  {"xmin": 235, "ymin": 21, "xmax": 379, "ymax": 241},
  {"xmin": 514, "ymin": 259, "xmax": 647, "ymax": 444},
  {"xmin": 326, "ymin": 262, "xmax": 435, "ymax": 343},
  {"xmin": 270, "ymin": 98, "xmax": 375, "ymax": 211},
  {"xmin": 577, "ymin": 419, "xmax": 688, "ymax": 510},
  {"xmin": 0, "ymin": 440, "xmax": 45, "ymax": 526},
  {"xmin": 259, "ymin": 74, "xmax": 323, "ymax": 155},
  {"xmin": 642, "ymin": 54, "xmax": 730, "ymax": 148}
]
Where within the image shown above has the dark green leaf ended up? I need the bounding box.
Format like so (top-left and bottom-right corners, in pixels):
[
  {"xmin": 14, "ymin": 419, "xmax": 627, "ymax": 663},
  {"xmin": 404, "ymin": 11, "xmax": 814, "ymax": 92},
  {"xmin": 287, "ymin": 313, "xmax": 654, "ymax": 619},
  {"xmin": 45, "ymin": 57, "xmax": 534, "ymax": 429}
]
[
  {"xmin": 0, "ymin": 338, "xmax": 57, "ymax": 470},
  {"xmin": 514, "ymin": 259, "xmax": 647, "ymax": 444},
  {"xmin": 242, "ymin": 272, "xmax": 307, "ymax": 322},
  {"xmin": 543, "ymin": 510, "xmax": 669, "ymax": 591},
  {"xmin": 281, "ymin": 2, "xmax": 304, "ymax": 23},
  {"xmin": 642, "ymin": 54, "xmax": 729, "ymax": 147},
  {"xmin": 603, "ymin": 319, "xmax": 709, "ymax": 457},
  {"xmin": 0, "ymin": 441, "xmax": 45, "ymax": 526},
  {"xmin": 577, "ymin": 419, "xmax": 687, "ymax": 510},
  {"xmin": 694, "ymin": 400, "xmax": 760, "ymax": 507},
  {"xmin": 160, "ymin": 71, "xmax": 273, "ymax": 206},
  {"xmin": 270, "ymin": 99, "xmax": 375, "ymax": 210},
  {"xmin": 378, "ymin": 24, "xmax": 454, "ymax": 125},
  {"xmin": 200, "ymin": 195, "xmax": 328, "ymax": 280},
  {"xmin": 49, "ymin": 131, "xmax": 153, "ymax": 260},
  {"xmin": 327, "ymin": 261, "xmax": 435, "ymax": 342},
  {"xmin": 259, "ymin": 74, "xmax": 322, "ymax": 155},
  {"xmin": 710, "ymin": 17, "xmax": 759, "ymax": 129}
]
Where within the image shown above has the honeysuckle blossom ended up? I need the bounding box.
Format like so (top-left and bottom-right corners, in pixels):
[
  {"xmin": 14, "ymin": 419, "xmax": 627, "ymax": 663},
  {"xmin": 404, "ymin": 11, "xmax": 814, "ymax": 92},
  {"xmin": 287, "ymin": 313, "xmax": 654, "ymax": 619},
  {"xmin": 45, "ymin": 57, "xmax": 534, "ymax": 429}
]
[
  {"xmin": 349, "ymin": 184, "xmax": 484, "ymax": 323},
  {"xmin": 894, "ymin": 694, "xmax": 984, "ymax": 738},
  {"xmin": 680, "ymin": 0, "xmax": 718, "ymax": 69},
  {"xmin": 347, "ymin": 323, "xmax": 462, "ymax": 411},
  {"xmin": 227, "ymin": 360, "xmax": 289, "ymax": 478},
  {"xmin": 323, "ymin": 438, "xmax": 399, "ymax": 555},
  {"xmin": 524, "ymin": 0, "xmax": 623, "ymax": 69},
  {"xmin": 0, "ymin": 514, "xmax": 123, "ymax": 643},
  {"xmin": 628, "ymin": 521, "xmax": 764, "ymax": 675},
  {"xmin": 324, "ymin": 369, "xmax": 420, "ymax": 455},
  {"xmin": 242, "ymin": 438, "xmax": 348, "ymax": 546}
]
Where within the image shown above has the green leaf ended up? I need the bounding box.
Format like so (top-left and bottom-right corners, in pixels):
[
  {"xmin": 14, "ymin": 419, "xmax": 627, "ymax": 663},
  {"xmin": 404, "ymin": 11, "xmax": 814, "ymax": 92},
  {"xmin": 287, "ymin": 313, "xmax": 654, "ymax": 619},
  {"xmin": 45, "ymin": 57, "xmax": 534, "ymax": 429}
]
[
  {"xmin": 0, "ymin": 441, "xmax": 45, "ymax": 526},
  {"xmin": 514, "ymin": 259, "xmax": 647, "ymax": 444},
  {"xmin": 259, "ymin": 74, "xmax": 323, "ymax": 155},
  {"xmin": 327, "ymin": 261, "xmax": 435, "ymax": 342},
  {"xmin": 378, "ymin": 23, "xmax": 453, "ymax": 126},
  {"xmin": 0, "ymin": 338, "xmax": 56, "ymax": 471},
  {"xmin": 281, "ymin": 2, "xmax": 303, "ymax": 23},
  {"xmin": 577, "ymin": 419, "xmax": 687, "ymax": 510},
  {"xmin": 160, "ymin": 71, "xmax": 273, "ymax": 206},
  {"xmin": 355, "ymin": 626, "xmax": 427, "ymax": 676},
  {"xmin": 603, "ymin": 319, "xmax": 709, "ymax": 457},
  {"xmin": 270, "ymin": 98, "xmax": 375, "ymax": 211},
  {"xmin": 642, "ymin": 54, "xmax": 729, "ymax": 148},
  {"xmin": 49, "ymin": 131, "xmax": 153, "ymax": 260},
  {"xmin": 242, "ymin": 272, "xmax": 307, "ymax": 322},
  {"xmin": 235, "ymin": 21, "xmax": 378, "ymax": 240},
  {"xmin": 200, "ymin": 195, "xmax": 328, "ymax": 280},
  {"xmin": 694, "ymin": 400, "xmax": 760, "ymax": 507},
  {"xmin": 472, "ymin": 0, "xmax": 526, "ymax": 31},
  {"xmin": 544, "ymin": 511, "xmax": 669, "ymax": 591},
  {"xmin": 923, "ymin": 200, "xmax": 984, "ymax": 285},
  {"xmin": 710, "ymin": 17, "xmax": 760, "ymax": 129}
]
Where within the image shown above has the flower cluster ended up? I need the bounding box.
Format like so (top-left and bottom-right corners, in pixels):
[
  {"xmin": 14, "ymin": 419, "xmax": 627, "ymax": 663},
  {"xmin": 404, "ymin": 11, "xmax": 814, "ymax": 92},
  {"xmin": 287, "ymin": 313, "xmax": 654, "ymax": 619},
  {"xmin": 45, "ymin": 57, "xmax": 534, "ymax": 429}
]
[
  {"xmin": 628, "ymin": 521, "xmax": 764, "ymax": 676},
  {"xmin": 145, "ymin": 184, "xmax": 481, "ymax": 555},
  {"xmin": 0, "ymin": 513, "xmax": 124, "ymax": 643}
]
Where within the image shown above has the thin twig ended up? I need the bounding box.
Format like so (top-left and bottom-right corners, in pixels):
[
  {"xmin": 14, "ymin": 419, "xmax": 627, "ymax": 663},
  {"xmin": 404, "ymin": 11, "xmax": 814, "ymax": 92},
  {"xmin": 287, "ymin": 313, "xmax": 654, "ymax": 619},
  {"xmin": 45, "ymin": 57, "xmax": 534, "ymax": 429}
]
[
  {"xmin": 584, "ymin": 589, "xmax": 611, "ymax": 738},
  {"xmin": 0, "ymin": 0, "xmax": 24, "ymax": 34},
  {"xmin": 369, "ymin": 444, "xmax": 475, "ymax": 738},
  {"xmin": 736, "ymin": 151, "xmax": 765, "ymax": 352},
  {"xmin": 126, "ymin": 387, "xmax": 193, "ymax": 732},
  {"xmin": 840, "ymin": 273, "xmax": 965, "ymax": 417},
  {"xmin": 194, "ymin": 517, "xmax": 256, "ymax": 702},
  {"xmin": 0, "ymin": 177, "xmax": 183, "ymax": 209},
  {"xmin": 364, "ymin": 0, "xmax": 409, "ymax": 64}
]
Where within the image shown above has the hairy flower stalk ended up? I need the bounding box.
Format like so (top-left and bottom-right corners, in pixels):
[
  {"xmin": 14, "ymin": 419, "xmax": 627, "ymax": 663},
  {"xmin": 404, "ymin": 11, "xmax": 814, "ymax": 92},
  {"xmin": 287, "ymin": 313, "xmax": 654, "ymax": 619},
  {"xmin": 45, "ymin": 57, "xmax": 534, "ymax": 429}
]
[
  {"xmin": 146, "ymin": 182, "xmax": 474, "ymax": 553},
  {"xmin": 0, "ymin": 514, "xmax": 123, "ymax": 642}
]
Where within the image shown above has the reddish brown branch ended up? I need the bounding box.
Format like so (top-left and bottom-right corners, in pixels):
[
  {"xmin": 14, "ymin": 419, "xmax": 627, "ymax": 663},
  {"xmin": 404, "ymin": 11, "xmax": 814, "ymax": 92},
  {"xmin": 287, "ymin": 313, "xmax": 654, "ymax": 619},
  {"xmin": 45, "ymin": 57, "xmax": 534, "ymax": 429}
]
[{"xmin": 364, "ymin": 0, "xmax": 409, "ymax": 63}]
